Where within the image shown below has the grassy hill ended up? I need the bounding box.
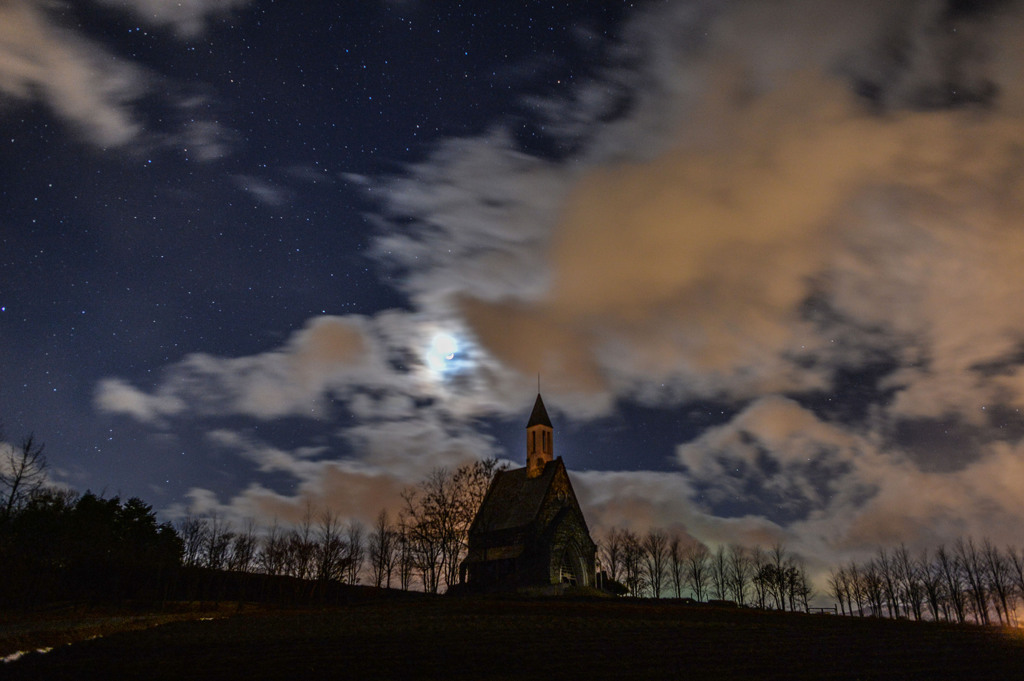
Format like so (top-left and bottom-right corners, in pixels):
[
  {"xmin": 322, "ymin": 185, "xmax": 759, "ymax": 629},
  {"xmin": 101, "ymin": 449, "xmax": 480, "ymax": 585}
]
[{"xmin": 4, "ymin": 597, "xmax": 1024, "ymax": 680}]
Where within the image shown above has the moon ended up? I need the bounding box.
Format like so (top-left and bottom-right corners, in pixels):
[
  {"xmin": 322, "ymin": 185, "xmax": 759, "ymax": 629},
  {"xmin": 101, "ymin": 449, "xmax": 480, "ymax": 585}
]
[{"xmin": 427, "ymin": 332, "xmax": 459, "ymax": 370}]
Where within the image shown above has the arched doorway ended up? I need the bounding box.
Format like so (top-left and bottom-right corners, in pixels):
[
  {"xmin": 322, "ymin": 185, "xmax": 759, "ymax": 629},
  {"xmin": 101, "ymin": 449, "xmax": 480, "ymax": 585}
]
[{"xmin": 556, "ymin": 542, "xmax": 588, "ymax": 587}]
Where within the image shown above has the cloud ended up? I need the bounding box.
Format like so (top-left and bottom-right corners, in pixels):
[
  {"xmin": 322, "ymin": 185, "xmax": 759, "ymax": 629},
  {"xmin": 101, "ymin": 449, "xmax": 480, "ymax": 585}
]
[
  {"xmin": 95, "ymin": 0, "xmax": 253, "ymax": 38},
  {"xmin": 0, "ymin": 1, "xmax": 247, "ymax": 150},
  {"xmin": 677, "ymin": 396, "xmax": 869, "ymax": 518},
  {"xmin": 574, "ymin": 469, "xmax": 792, "ymax": 554},
  {"xmin": 0, "ymin": 0, "xmax": 145, "ymax": 146},
  {"xmin": 94, "ymin": 377, "xmax": 186, "ymax": 425},
  {"xmin": 231, "ymin": 174, "xmax": 289, "ymax": 206},
  {"xmin": 375, "ymin": 129, "xmax": 569, "ymax": 306},
  {"xmin": 820, "ymin": 439, "xmax": 1024, "ymax": 552},
  {"xmin": 96, "ymin": 316, "xmax": 376, "ymax": 421},
  {"xmin": 170, "ymin": 416, "xmax": 499, "ymax": 527},
  {"xmin": 180, "ymin": 118, "xmax": 235, "ymax": 161}
]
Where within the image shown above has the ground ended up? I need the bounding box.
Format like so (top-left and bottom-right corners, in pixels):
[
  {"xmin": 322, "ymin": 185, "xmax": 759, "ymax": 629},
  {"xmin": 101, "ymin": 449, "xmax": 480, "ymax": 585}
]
[{"xmin": 3, "ymin": 598, "xmax": 1024, "ymax": 680}]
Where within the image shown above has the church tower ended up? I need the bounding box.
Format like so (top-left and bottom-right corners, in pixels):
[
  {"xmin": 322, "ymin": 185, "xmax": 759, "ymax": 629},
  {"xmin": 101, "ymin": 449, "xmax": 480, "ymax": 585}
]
[{"xmin": 526, "ymin": 393, "xmax": 553, "ymax": 478}]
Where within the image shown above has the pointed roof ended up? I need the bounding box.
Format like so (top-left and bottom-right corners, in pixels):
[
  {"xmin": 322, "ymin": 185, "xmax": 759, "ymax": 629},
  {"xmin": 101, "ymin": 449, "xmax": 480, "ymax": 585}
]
[
  {"xmin": 527, "ymin": 393, "xmax": 552, "ymax": 428},
  {"xmin": 468, "ymin": 459, "xmax": 561, "ymax": 534}
]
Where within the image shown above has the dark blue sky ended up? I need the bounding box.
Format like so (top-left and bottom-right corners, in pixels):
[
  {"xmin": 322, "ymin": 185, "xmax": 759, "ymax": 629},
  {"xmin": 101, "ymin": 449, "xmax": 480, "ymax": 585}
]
[{"xmin": 4, "ymin": 0, "xmax": 1024, "ymax": 574}]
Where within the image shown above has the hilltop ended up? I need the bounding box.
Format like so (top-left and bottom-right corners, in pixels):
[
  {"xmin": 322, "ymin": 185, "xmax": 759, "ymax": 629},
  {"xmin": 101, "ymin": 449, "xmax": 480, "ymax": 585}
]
[{"xmin": 4, "ymin": 596, "xmax": 1024, "ymax": 680}]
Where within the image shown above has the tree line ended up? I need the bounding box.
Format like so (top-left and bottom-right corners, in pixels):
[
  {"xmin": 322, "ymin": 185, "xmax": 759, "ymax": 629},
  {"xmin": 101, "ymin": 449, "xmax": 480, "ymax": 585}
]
[
  {"xmin": 827, "ymin": 538, "xmax": 1024, "ymax": 625},
  {"xmin": 1, "ymin": 488, "xmax": 182, "ymax": 606},
  {"xmin": 3, "ymin": 429, "xmax": 178, "ymax": 605},
  {"xmin": 1, "ymin": 423, "xmax": 503, "ymax": 605},
  {"xmin": 168, "ymin": 459, "xmax": 502, "ymax": 596},
  {"xmin": 598, "ymin": 528, "xmax": 813, "ymax": 611}
]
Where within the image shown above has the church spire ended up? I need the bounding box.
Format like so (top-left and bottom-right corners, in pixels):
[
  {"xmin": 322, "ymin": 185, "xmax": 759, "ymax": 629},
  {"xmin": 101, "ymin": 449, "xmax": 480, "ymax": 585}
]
[{"xmin": 526, "ymin": 393, "xmax": 553, "ymax": 478}]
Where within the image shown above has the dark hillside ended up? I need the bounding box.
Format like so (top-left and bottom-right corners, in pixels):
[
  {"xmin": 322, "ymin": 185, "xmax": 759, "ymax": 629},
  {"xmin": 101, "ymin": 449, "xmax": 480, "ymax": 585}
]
[{"xmin": 4, "ymin": 598, "xmax": 1024, "ymax": 680}]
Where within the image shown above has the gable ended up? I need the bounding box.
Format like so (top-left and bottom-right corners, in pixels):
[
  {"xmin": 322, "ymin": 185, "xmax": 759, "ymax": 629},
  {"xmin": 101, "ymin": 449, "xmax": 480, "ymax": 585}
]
[{"xmin": 536, "ymin": 463, "xmax": 593, "ymax": 545}]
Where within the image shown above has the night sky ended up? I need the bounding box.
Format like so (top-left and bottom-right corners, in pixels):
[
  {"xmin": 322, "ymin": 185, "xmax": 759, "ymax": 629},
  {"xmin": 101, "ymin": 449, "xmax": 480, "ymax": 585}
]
[{"xmin": 4, "ymin": 0, "xmax": 1024, "ymax": 577}]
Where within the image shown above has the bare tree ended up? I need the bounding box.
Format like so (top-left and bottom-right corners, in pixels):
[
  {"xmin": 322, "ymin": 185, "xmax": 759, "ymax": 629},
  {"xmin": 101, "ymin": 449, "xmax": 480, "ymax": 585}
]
[
  {"xmin": 641, "ymin": 529, "xmax": 669, "ymax": 598},
  {"xmin": 981, "ymin": 538, "xmax": 1014, "ymax": 626},
  {"xmin": 1008, "ymin": 545, "xmax": 1024, "ymax": 625},
  {"xmin": 600, "ymin": 528, "xmax": 625, "ymax": 585},
  {"xmin": 369, "ymin": 509, "xmax": 397, "ymax": 588},
  {"xmin": 861, "ymin": 561, "xmax": 885, "ymax": 616},
  {"xmin": 918, "ymin": 549, "xmax": 947, "ymax": 622},
  {"xmin": 893, "ymin": 544, "xmax": 924, "ymax": 621},
  {"xmin": 620, "ymin": 530, "xmax": 646, "ymax": 597},
  {"xmin": 258, "ymin": 521, "xmax": 289, "ymax": 576},
  {"xmin": 668, "ymin": 534, "xmax": 686, "ymax": 598},
  {"xmin": 789, "ymin": 559, "xmax": 813, "ymax": 612},
  {"xmin": 955, "ymin": 537, "xmax": 990, "ymax": 625},
  {"xmin": 710, "ymin": 545, "xmax": 729, "ymax": 600},
  {"xmin": 401, "ymin": 460, "xmax": 501, "ymax": 592},
  {"xmin": 400, "ymin": 486, "xmax": 443, "ymax": 593},
  {"xmin": 936, "ymin": 544, "xmax": 966, "ymax": 624},
  {"xmin": 177, "ymin": 512, "xmax": 208, "ymax": 567},
  {"xmin": 727, "ymin": 544, "xmax": 752, "ymax": 606},
  {"xmin": 225, "ymin": 518, "xmax": 257, "ymax": 573},
  {"xmin": 846, "ymin": 562, "xmax": 867, "ymax": 617},
  {"xmin": 396, "ymin": 520, "xmax": 414, "ymax": 591},
  {"xmin": 447, "ymin": 460, "xmax": 500, "ymax": 584},
  {"xmin": 314, "ymin": 509, "xmax": 346, "ymax": 584},
  {"xmin": 684, "ymin": 542, "xmax": 711, "ymax": 602},
  {"xmin": 344, "ymin": 520, "xmax": 365, "ymax": 584},
  {"xmin": 874, "ymin": 548, "xmax": 899, "ymax": 618},
  {"xmin": 203, "ymin": 513, "xmax": 234, "ymax": 570},
  {"xmin": 766, "ymin": 544, "xmax": 791, "ymax": 611},
  {"xmin": 750, "ymin": 547, "xmax": 770, "ymax": 609},
  {"xmin": 286, "ymin": 505, "xmax": 317, "ymax": 580},
  {"xmin": 1, "ymin": 433, "xmax": 47, "ymax": 520},
  {"xmin": 827, "ymin": 566, "xmax": 849, "ymax": 616}
]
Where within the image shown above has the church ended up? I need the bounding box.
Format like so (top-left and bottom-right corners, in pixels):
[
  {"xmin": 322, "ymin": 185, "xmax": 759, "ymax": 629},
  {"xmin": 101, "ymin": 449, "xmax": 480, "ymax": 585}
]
[{"xmin": 460, "ymin": 394, "xmax": 598, "ymax": 591}]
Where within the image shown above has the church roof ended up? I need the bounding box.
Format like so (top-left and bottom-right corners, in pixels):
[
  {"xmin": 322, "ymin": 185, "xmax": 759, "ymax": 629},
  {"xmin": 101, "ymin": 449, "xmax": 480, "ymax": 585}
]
[
  {"xmin": 469, "ymin": 459, "xmax": 561, "ymax": 534},
  {"xmin": 527, "ymin": 393, "xmax": 552, "ymax": 428}
]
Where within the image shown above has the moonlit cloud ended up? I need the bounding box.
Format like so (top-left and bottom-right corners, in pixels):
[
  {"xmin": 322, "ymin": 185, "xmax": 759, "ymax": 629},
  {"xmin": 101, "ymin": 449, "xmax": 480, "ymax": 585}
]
[
  {"xmin": 96, "ymin": 316, "xmax": 376, "ymax": 421},
  {"xmin": 375, "ymin": 129, "xmax": 568, "ymax": 307}
]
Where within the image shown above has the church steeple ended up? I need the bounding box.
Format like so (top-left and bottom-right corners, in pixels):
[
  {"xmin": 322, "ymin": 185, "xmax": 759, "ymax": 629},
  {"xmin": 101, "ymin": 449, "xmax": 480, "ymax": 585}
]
[{"xmin": 526, "ymin": 393, "xmax": 553, "ymax": 478}]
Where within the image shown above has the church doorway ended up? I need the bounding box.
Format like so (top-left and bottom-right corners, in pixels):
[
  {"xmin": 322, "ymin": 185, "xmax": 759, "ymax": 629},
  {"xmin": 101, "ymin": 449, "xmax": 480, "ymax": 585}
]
[{"xmin": 557, "ymin": 543, "xmax": 588, "ymax": 586}]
